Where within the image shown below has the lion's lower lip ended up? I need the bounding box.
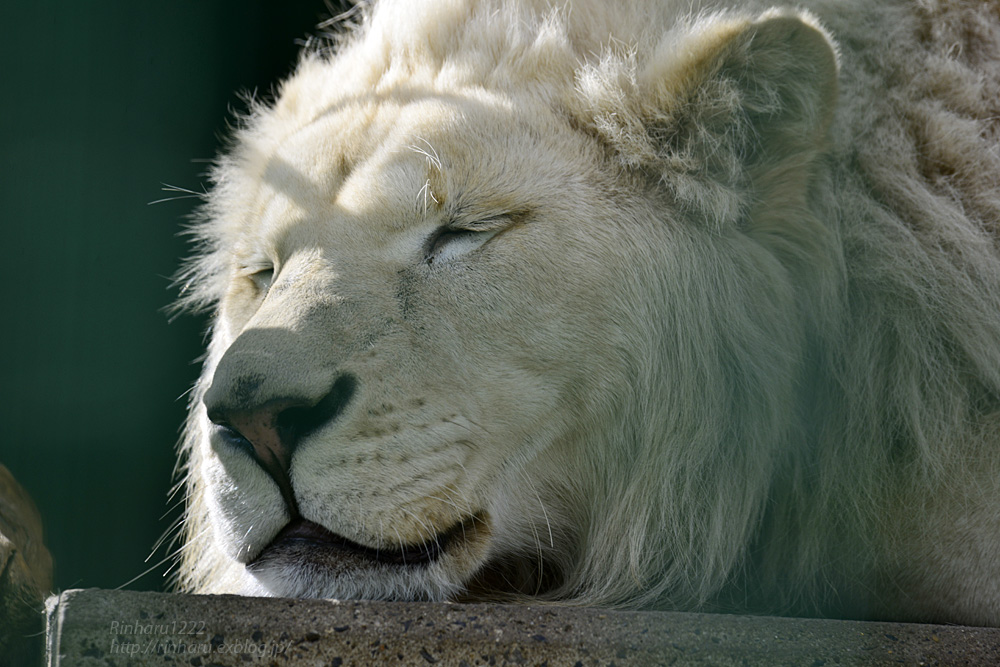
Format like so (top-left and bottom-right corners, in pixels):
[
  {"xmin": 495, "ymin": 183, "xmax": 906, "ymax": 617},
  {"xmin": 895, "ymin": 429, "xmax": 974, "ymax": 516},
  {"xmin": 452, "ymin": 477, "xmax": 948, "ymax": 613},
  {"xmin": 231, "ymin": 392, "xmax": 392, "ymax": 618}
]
[{"xmin": 250, "ymin": 516, "xmax": 478, "ymax": 568}]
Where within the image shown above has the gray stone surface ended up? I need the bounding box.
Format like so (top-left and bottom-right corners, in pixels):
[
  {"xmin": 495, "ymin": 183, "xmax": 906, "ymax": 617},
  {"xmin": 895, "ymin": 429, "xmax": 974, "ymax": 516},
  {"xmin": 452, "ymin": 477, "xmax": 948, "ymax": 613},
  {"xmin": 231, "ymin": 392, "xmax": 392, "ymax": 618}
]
[{"xmin": 46, "ymin": 588, "xmax": 1000, "ymax": 666}]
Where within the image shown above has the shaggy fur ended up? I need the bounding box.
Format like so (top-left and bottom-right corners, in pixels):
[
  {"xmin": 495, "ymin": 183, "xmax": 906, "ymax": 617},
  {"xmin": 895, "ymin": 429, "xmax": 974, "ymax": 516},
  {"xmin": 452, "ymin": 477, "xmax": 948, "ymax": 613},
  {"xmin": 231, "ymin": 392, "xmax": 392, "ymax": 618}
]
[{"xmin": 175, "ymin": 0, "xmax": 1000, "ymax": 625}]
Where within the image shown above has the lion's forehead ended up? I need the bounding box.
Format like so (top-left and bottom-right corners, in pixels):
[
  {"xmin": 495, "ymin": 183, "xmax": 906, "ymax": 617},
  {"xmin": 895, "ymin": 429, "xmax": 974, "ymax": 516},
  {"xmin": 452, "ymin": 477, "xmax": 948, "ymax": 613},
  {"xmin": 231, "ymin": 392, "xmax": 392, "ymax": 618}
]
[
  {"xmin": 236, "ymin": 84, "xmax": 579, "ymax": 251},
  {"xmin": 247, "ymin": 100, "xmax": 446, "ymax": 224}
]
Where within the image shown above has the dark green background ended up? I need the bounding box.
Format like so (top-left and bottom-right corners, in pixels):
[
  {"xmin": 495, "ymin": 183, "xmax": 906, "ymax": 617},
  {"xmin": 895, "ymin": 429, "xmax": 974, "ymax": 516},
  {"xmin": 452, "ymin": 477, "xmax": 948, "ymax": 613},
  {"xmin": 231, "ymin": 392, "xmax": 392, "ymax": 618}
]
[{"xmin": 1, "ymin": 2, "xmax": 349, "ymax": 593}]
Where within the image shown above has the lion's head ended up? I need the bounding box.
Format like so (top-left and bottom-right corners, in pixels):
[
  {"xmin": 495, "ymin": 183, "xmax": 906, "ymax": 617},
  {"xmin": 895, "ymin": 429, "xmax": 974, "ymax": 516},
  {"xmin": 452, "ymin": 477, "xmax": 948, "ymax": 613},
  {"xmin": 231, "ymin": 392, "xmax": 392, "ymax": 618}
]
[
  {"xmin": 175, "ymin": 0, "xmax": 1000, "ymax": 623},
  {"xmin": 177, "ymin": 0, "xmax": 839, "ymax": 608}
]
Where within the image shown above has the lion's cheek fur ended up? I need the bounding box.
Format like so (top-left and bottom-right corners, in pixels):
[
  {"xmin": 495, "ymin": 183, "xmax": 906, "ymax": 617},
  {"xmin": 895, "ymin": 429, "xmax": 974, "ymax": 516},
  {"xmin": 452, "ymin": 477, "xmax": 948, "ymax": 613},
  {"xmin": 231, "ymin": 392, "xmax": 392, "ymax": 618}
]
[{"xmin": 200, "ymin": 435, "xmax": 289, "ymax": 562}]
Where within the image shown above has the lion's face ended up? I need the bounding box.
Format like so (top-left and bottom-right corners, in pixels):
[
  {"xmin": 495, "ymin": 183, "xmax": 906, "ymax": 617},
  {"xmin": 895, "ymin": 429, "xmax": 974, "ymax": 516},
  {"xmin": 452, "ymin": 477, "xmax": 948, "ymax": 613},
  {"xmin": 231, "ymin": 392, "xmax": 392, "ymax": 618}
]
[
  {"xmin": 183, "ymin": 0, "xmax": 852, "ymax": 611},
  {"xmin": 197, "ymin": 86, "xmax": 646, "ymax": 599}
]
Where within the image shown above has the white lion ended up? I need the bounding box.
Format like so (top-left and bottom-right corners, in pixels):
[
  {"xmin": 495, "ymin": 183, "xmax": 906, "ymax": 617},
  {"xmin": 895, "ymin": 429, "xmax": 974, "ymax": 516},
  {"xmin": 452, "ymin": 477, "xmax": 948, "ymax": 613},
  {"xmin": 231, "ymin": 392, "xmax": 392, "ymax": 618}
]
[{"xmin": 174, "ymin": 0, "xmax": 1000, "ymax": 625}]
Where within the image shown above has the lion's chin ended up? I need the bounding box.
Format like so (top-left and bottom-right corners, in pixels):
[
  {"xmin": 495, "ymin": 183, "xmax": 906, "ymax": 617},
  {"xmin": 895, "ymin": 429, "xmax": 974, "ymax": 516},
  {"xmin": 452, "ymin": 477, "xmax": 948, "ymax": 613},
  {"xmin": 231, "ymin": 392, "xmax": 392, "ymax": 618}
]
[{"xmin": 244, "ymin": 514, "xmax": 488, "ymax": 600}]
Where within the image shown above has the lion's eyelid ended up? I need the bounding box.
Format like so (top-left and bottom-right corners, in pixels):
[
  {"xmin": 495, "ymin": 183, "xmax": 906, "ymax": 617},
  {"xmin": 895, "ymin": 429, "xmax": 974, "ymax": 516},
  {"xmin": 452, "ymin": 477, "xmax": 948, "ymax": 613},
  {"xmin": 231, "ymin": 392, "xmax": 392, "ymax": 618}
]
[
  {"xmin": 452, "ymin": 217, "xmax": 510, "ymax": 233},
  {"xmin": 425, "ymin": 224, "xmax": 505, "ymax": 264},
  {"xmin": 454, "ymin": 208, "xmax": 531, "ymax": 232},
  {"xmin": 240, "ymin": 265, "xmax": 275, "ymax": 294},
  {"xmin": 237, "ymin": 260, "xmax": 275, "ymax": 276}
]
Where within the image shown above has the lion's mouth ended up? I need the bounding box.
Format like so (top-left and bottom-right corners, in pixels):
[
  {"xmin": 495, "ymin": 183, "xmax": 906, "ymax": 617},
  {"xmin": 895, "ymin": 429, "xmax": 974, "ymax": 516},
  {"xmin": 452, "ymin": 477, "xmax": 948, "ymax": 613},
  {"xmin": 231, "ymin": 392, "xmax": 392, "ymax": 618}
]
[{"xmin": 249, "ymin": 515, "xmax": 481, "ymax": 569}]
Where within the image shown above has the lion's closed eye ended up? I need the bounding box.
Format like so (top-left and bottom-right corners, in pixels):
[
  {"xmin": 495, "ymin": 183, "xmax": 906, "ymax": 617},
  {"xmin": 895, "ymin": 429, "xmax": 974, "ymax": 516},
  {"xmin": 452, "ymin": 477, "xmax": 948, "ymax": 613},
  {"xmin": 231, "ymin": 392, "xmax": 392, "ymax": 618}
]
[
  {"xmin": 241, "ymin": 265, "xmax": 274, "ymax": 296},
  {"xmin": 425, "ymin": 228, "xmax": 488, "ymax": 264},
  {"xmin": 424, "ymin": 217, "xmax": 514, "ymax": 264}
]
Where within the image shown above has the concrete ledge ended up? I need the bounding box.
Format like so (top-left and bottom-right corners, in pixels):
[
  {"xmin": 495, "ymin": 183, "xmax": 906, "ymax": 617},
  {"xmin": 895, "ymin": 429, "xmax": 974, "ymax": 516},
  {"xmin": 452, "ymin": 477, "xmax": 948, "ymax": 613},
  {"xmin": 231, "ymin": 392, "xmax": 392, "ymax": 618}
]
[{"xmin": 46, "ymin": 588, "xmax": 1000, "ymax": 666}]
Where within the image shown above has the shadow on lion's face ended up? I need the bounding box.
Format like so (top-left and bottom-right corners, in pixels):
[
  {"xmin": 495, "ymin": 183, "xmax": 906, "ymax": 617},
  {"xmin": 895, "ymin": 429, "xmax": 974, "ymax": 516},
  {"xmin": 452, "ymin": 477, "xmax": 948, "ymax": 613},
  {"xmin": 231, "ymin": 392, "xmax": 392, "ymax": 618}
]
[{"xmin": 196, "ymin": 90, "xmax": 655, "ymax": 601}]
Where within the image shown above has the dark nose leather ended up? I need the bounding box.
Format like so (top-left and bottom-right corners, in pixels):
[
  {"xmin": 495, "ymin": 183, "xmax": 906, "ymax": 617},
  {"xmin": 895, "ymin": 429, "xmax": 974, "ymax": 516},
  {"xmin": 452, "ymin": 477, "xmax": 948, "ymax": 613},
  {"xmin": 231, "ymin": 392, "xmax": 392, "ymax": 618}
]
[{"xmin": 205, "ymin": 368, "xmax": 357, "ymax": 514}]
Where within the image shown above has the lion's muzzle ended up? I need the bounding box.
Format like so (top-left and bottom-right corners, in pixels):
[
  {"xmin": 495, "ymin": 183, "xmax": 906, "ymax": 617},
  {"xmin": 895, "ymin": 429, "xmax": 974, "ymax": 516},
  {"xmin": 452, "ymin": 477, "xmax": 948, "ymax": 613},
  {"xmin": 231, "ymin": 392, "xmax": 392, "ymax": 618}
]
[{"xmin": 203, "ymin": 329, "xmax": 358, "ymax": 515}]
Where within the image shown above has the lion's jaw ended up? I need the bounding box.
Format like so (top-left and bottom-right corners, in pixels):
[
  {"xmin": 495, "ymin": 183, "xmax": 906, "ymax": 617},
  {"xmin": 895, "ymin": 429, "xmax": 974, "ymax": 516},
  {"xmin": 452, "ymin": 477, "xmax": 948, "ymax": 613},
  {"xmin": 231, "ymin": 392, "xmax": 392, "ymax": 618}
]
[{"xmin": 192, "ymin": 87, "xmax": 640, "ymax": 601}]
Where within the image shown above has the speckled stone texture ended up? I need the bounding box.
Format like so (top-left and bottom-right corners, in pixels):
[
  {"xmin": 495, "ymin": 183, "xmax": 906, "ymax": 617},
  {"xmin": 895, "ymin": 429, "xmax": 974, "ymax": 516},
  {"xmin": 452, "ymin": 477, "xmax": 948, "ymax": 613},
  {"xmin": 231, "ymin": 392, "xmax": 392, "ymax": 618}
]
[{"xmin": 46, "ymin": 588, "xmax": 1000, "ymax": 666}]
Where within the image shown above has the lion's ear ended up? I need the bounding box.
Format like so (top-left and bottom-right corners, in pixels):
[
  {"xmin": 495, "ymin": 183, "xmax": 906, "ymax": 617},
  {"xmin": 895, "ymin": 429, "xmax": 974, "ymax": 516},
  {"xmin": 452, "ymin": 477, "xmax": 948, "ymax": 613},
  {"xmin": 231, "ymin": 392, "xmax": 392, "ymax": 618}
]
[{"xmin": 576, "ymin": 10, "xmax": 838, "ymax": 232}]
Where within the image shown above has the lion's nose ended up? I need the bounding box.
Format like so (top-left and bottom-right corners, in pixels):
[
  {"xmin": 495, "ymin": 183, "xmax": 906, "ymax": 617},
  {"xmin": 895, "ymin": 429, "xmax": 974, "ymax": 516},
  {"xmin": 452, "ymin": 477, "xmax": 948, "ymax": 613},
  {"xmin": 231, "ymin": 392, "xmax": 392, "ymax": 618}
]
[{"xmin": 204, "ymin": 374, "xmax": 357, "ymax": 513}]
